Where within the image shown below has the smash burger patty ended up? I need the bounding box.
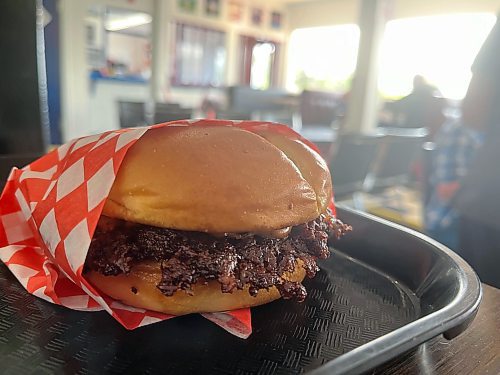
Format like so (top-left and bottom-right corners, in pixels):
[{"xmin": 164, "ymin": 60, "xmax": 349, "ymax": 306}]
[
  {"xmin": 83, "ymin": 123, "xmax": 351, "ymax": 315},
  {"xmin": 85, "ymin": 213, "xmax": 350, "ymax": 302}
]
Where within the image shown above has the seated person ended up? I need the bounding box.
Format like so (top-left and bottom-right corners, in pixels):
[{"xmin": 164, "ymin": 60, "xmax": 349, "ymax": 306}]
[
  {"xmin": 390, "ymin": 75, "xmax": 441, "ymax": 128},
  {"xmin": 454, "ymin": 16, "xmax": 500, "ymax": 287},
  {"xmin": 424, "ymin": 109, "xmax": 485, "ymax": 250}
]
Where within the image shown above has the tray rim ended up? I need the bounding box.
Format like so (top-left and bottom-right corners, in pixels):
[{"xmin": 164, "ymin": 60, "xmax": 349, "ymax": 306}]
[{"xmin": 309, "ymin": 205, "xmax": 482, "ymax": 375}]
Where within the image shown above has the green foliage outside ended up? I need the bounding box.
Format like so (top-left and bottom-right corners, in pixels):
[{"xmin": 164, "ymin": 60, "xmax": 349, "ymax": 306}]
[{"xmin": 295, "ymin": 70, "xmax": 353, "ymax": 93}]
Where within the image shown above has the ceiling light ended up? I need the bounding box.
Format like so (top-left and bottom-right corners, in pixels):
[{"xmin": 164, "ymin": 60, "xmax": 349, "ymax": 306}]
[{"xmin": 105, "ymin": 13, "xmax": 152, "ymax": 31}]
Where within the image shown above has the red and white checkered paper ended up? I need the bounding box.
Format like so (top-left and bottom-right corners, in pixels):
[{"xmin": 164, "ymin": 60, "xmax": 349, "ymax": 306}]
[{"xmin": 0, "ymin": 119, "xmax": 331, "ymax": 339}]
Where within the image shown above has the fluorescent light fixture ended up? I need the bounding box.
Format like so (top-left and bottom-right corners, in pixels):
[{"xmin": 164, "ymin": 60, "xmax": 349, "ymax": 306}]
[{"xmin": 105, "ymin": 13, "xmax": 152, "ymax": 31}]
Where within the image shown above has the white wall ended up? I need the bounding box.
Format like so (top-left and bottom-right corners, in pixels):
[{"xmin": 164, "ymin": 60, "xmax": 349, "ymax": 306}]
[
  {"xmin": 59, "ymin": 0, "xmax": 154, "ymax": 142},
  {"xmin": 392, "ymin": 0, "xmax": 500, "ymax": 19},
  {"xmin": 287, "ymin": 0, "xmax": 359, "ymax": 30}
]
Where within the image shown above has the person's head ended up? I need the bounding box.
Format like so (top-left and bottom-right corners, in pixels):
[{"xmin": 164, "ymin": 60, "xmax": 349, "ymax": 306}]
[{"xmin": 413, "ymin": 75, "xmax": 427, "ymax": 90}]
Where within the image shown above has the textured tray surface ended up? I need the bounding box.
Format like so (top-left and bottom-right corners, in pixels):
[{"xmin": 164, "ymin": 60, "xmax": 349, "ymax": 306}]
[{"xmin": 0, "ymin": 250, "xmax": 420, "ymax": 374}]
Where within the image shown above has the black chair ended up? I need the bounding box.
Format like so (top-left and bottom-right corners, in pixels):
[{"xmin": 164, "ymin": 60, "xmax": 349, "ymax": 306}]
[
  {"xmin": 155, "ymin": 102, "xmax": 181, "ymax": 112},
  {"xmin": 153, "ymin": 102, "xmax": 192, "ymax": 124},
  {"xmin": 329, "ymin": 134, "xmax": 383, "ymax": 199},
  {"xmin": 118, "ymin": 101, "xmax": 147, "ymax": 128},
  {"xmin": 215, "ymin": 111, "xmax": 250, "ymax": 121},
  {"xmin": 226, "ymin": 86, "xmax": 290, "ymax": 113},
  {"xmin": 363, "ymin": 130, "xmax": 427, "ymax": 192},
  {"xmin": 299, "ymin": 90, "xmax": 340, "ymax": 127},
  {"xmin": 421, "ymin": 141, "xmax": 436, "ymax": 206},
  {"xmin": 0, "ymin": 153, "xmax": 42, "ymax": 189},
  {"xmin": 296, "ymin": 90, "xmax": 340, "ymax": 151}
]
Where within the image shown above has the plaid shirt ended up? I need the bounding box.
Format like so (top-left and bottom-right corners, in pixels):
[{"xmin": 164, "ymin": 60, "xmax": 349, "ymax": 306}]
[{"xmin": 425, "ymin": 120, "xmax": 485, "ymax": 231}]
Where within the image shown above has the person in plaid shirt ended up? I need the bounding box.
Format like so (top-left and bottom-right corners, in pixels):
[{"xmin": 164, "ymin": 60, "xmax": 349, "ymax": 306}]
[
  {"xmin": 425, "ymin": 119, "xmax": 485, "ymax": 250},
  {"xmin": 454, "ymin": 16, "xmax": 500, "ymax": 287}
]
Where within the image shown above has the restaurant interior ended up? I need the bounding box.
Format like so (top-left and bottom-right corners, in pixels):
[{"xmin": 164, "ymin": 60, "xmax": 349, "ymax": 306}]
[
  {"xmin": 3, "ymin": 0, "xmax": 499, "ymax": 272},
  {"xmin": 0, "ymin": 0, "xmax": 500, "ymax": 372}
]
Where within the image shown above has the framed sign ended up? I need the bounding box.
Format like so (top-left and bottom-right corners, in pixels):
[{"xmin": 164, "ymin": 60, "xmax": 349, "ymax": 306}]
[
  {"xmin": 228, "ymin": 1, "xmax": 243, "ymax": 22},
  {"xmin": 271, "ymin": 11, "xmax": 282, "ymax": 29},
  {"xmin": 178, "ymin": 0, "xmax": 197, "ymax": 14},
  {"xmin": 205, "ymin": 0, "xmax": 220, "ymax": 17},
  {"xmin": 251, "ymin": 7, "xmax": 262, "ymax": 26}
]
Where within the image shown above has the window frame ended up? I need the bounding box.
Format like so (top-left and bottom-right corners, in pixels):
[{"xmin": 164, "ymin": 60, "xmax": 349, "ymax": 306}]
[
  {"xmin": 171, "ymin": 21, "xmax": 228, "ymax": 88},
  {"xmin": 239, "ymin": 35, "xmax": 280, "ymax": 89}
]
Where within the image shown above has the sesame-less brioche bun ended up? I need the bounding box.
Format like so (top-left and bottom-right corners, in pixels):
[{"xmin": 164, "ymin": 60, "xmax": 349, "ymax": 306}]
[
  {"xmin": 102, "ymin": 125, "xmax": 332, "ymax": 233},
  {"xmin": 85, "ymin": 260, "xmax": 306, "ymax": 315},
  {"xmin": 249, "ymin": 126, "xmax": 332, "ymax": 214}
]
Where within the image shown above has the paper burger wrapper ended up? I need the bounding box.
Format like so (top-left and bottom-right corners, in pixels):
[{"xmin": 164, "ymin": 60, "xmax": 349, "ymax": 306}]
[{"xmin": 0, "ymin": 119, "xmax": 330, "ymax": 339}]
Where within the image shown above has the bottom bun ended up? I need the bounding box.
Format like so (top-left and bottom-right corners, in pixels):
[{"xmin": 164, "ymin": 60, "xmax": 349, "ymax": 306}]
[{"xmin": 85, "ymin": 260, "xmax": 306, "ymax": 315}]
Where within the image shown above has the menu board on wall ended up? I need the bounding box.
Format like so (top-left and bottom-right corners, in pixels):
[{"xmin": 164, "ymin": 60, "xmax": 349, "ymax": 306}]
[
  {"xmin": 251, "ymin": 7, "xmax": 263, "ymax": 26},
  {"xmin": 271, "ymin": 11, "xmax": 282, "ymax": 29},
  {"xmin": 178, "ymin": 0, "xmax": 197, "ymax": 14},
  {"xmin": 205, "ymin": 0, "xmax": 220, "ymax": 17},
  {"xmin": 228, "ymin": 1, "xmax": 243, "ymax": 22}
]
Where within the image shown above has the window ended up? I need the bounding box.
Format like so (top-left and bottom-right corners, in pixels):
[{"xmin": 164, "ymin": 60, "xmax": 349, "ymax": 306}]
[
  {"xmin": 250, "ymin": 42, "xmax": 276, "ymax": 89},
  {"xmin": 286, "ymin": 24, "xmax": 360, "ymax": 93},
  {"xmin": 379, "ymin": 13, "xmax": 496, "ymax": 100},
  {"xmin": 86, "ymin": 6, "xmax": 152, "ymax": 79},
  {"xmin": 172, "ymin": 23, "xmax": 226, "ymax": 87},
  {"xmin": 240, "ymin": 36, "xmax": 280, "ymax": 89}
]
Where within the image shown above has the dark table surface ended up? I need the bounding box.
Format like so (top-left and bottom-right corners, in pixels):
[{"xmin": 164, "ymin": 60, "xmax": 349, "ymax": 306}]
[{"xmin": 372, "ymin": 283, "xmax": 500, "ymax": 374}]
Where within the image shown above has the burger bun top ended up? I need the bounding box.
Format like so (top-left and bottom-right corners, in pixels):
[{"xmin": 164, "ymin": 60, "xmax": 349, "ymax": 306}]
[{"xmin": 103, "ymin": 124, "xmax": 332, "ymax": 233}]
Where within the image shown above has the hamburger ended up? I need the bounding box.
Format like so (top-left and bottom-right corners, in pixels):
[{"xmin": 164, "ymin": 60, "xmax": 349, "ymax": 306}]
[{"xmin": 84, "ymin": 124, "xmax": 351, "ymax": 315}]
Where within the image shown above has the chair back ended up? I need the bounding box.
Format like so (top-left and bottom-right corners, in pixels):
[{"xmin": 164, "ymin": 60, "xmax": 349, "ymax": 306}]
[
  {"xmin": 300, "ymin": 90, "xmax": 340, "ymax": 127},
  {"xmin": 215, "ymin": 111, "xmax": 250, "ymax": 121},
  {"xmin": 421, "ymin": 141, "xmax": 436, "ymax": 206},
  {"xmin": 153, "ymin": 103, "xmax": 192, "ymax": 123},
  {"xmin": 329, "ymin": 134, "xmax": 383, "ymax": 198},
  {"xmin": 364, "ymin": 129, "xmax": 426, "ymax": 192},
  {"xmin": 0, "ymin": 153, "xmax": 41, "ymax": 189},
  {"xmin": 227, "ymin": 86, "xmax": 289, "ymax": 113},
  {"xmin": 118, "ymin": 101, "xmax": 147, "ymax": 128}
]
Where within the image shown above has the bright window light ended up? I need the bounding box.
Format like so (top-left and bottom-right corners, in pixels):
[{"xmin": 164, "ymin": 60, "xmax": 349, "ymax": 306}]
[
  {"xmin": 251, "ymin": 42, "xmax": 276, "ymax": 90},
  {"xmin": 105, "ymin": 13, "xmax": 152, "ymax": 31},
  {"xmin": 379, "ymin": 13, "xmax": 496, "ymax": 100},
  {"xmin": 286, "ymin": 24, "xmax": 360, "ymax": 92}
]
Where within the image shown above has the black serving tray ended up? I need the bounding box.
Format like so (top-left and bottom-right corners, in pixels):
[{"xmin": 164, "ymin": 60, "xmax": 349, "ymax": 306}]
[{"xmin": 0, "ymin": 206, "xmax": 481, "ymax": 375}]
